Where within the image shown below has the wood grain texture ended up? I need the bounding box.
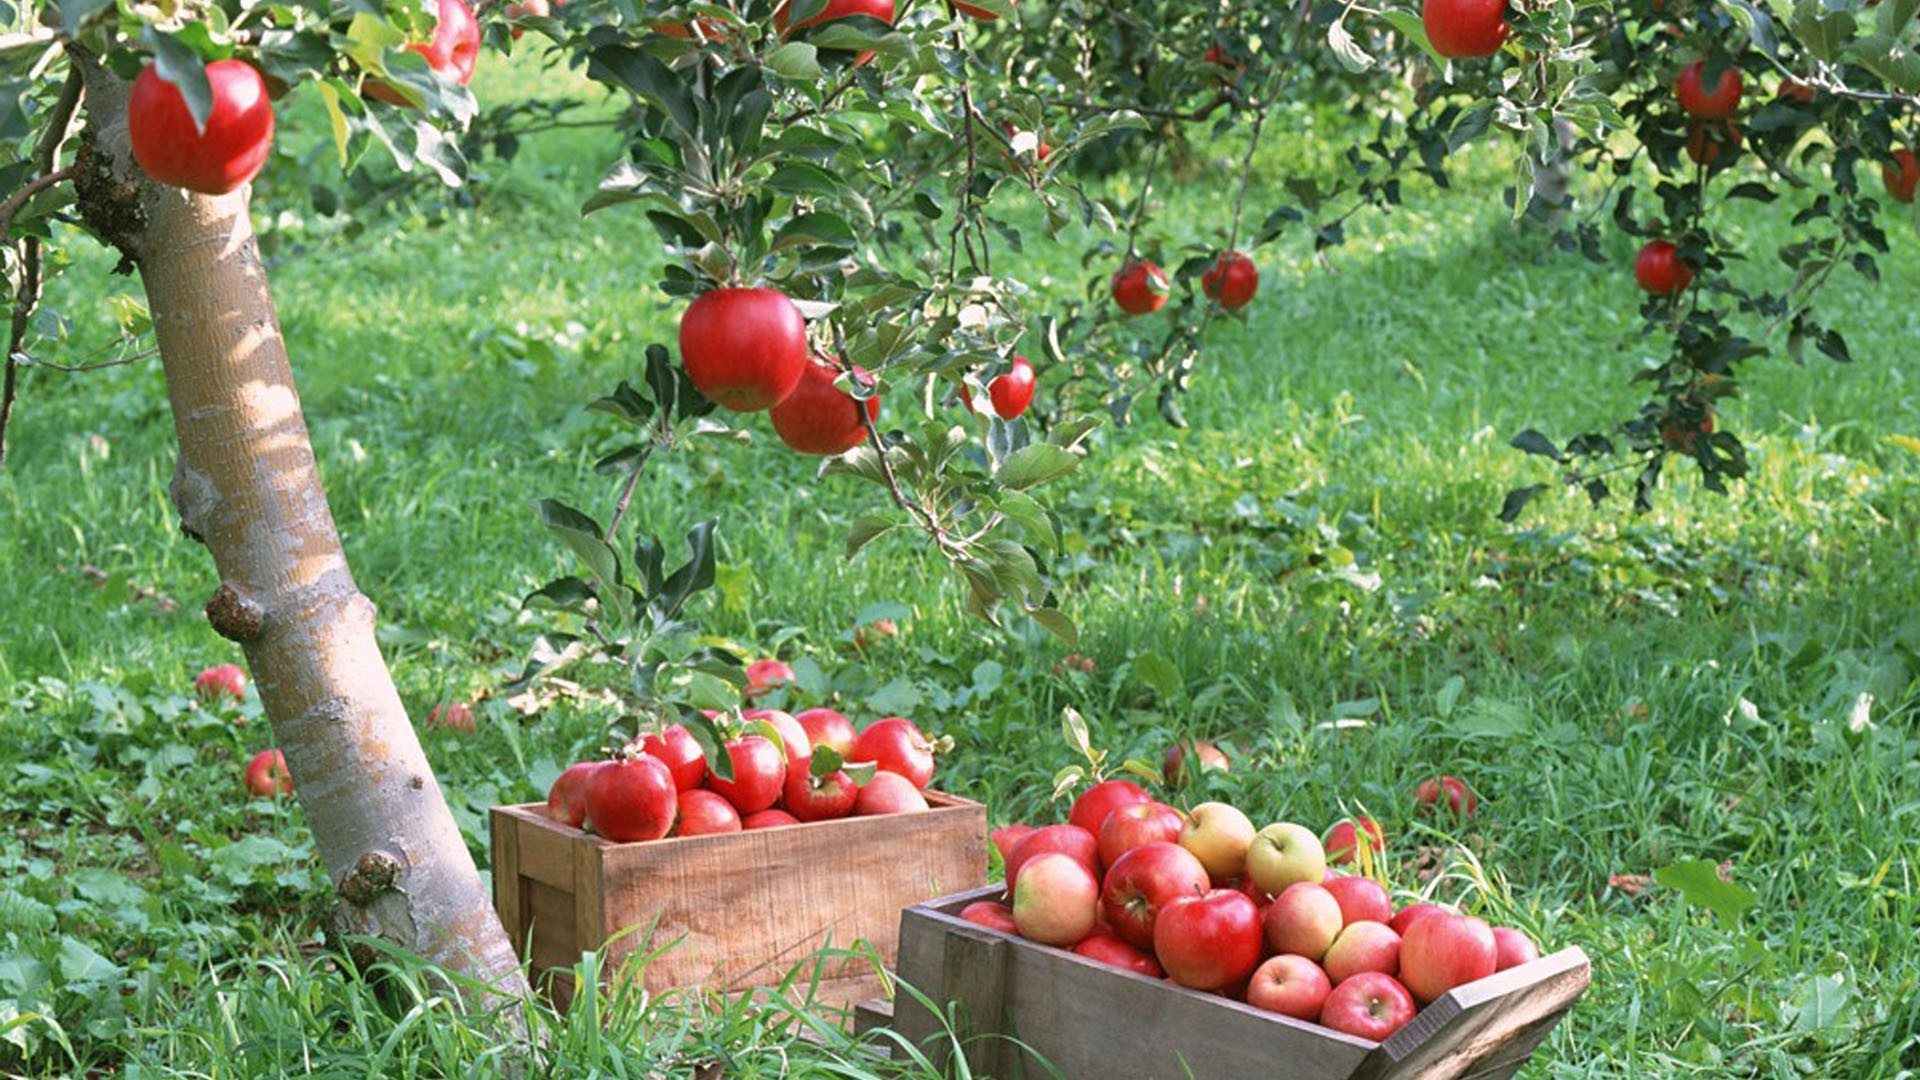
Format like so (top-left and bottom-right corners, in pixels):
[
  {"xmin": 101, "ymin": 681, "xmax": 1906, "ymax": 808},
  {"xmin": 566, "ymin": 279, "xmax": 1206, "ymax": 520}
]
[
  {"xmin": 491, "ymin": 792, "xmax": 987, "ymax": 1002},
  {"xmin": 489, "ymin": 808, "xmax": 523, "ymax": 957},
  {"xmin": 887, "ymin": 886, "xmax": 1590, "ymax": 1080}
]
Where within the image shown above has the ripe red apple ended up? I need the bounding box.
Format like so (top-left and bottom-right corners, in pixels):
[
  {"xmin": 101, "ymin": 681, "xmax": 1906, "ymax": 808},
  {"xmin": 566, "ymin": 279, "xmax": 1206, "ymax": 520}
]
[
  {"xmin": 988, "ymin": 356, "xmax": 1037, "ymax": 420},
  {"xmin": 1324, "ymin": 875, "xmax": 1394, "ymax": 927},
  {"xmin": 1778, "ymin": 78, "xmax": 1817, "ymax": 103},
  {"xmin": 1201, "ymin": 252, "xmax": 1258, "ymax": 312},
  {"xmin": 782, "ymin": 754, "xmax": 860, "ymax": 822},
  {"xmin": 851, "ymin": 716, "xmax": 938, "ymax": 790},
  {"xmin": 1492, "ymin": 926, "xmax": 1541, "ymax": 971},
  {"xmin": 741, "ymin": 708, "xmax": 808, "ymax": 762},
  {"xmin": 959, "ymin": 900, "xmax": 1020, "ymax": 934},
  {"xmin": 1413, "ymin": 774, "xmax": 1481, "ymax": 816},
  {"xmin": 1154, "ymin": 888, "xmax": 1264, "ymax": 991},
  {"xmin": 1068, "ymin": 779, "xmax": 1151, "ymax": 836},
  {"xmin": 638, "ymin": 724, "xmax": 708, "ymax": 791},
  {"xmin": 1421, "ymin": 0, "xmax": 1509, "ymax": 58},
  {"xmin": 794, "ymin": 707, "xmax": 856, "ymax": 756},
  {"xmin": 1245, "ymin": 954, "xmax": 1332, "ymax": 1021},
  {"xmin": 991, "ymin": 824, "xmax": 1035, "ymax": 864},
  {"xmin": 195, "ymin": 663, "xmax": 249, "ymax": 704},
  {"xmin": 854, "ymin": 770, "xmax": 929, "ymax": 814},
  {"xmin": 679, "ymin": 290, "xmax": 808, "ymax": 412},
  {"xmin": 1110, "ymin": 259, "xmax": 1170, "ymax": 315},
  {"xmin": 244, "ymin": 748, "xmax": 293, "ymax": 797},
  {"xmin": 770, "ymin": 360, "xmax": 879, "ymax": 455},
  {"xmin": 675, "ymin": 789, "xmax": 743, "ymax": 836},
  {"xmin": 1323, "ymin": 920, "xmax": 1402, "ymax": 984},
  {"xmin": 1006, "ymin": 824, "xmax": 1100, "ymax": 894},
  {"xmin": 1097, "ymin": 800, "xmax": 1185, "ymax": 871},
  {"xmin": 1675, "ymin": 60, "xmax": 1744, "ymax": 119},
  {"xmin": 1884, "ymin": 149, "xmax": 1919, "ymax": 203},
  {"xmin": 129, "ymin": 61, "xmax": 275, "ymax": 197},
  {"xmin": 1101, "ymin": 840, "xmax": 1211, "ymax": 949},
  {"xmin": 707, "ymin": 734, "xmax": 785, "ymax": 815},
  {"xmin": 1012, "ymin": 852, "xmax": 1101, "ymax": 946},
  {"xmin": 1162, "ymin": 739, "xmax": 1229, "ymax": 786},
  {"xmin": 1247, "ymin": 822, "xmax": 1328, "ymax": 896},
  {"xmin": 1179, "ymin": 801, "xmax": 1255, "ymax": 883},
  {"xmin": 503, "ymin": 0, "xmax": 549, "ymax": 38},
  {"xmin": 1685, "ymin": 120, "xmax": 1743, "ymax": 167},
  {"xmin": 1325, "ymin": 817, "xmax": 1385, "ymax": 866},
  {"xmin": 1321, "ymin": 972, "xmax": 1417, "ymax": 1041},
  {"xmin": 773, "ymin": 0, "xmax": 896, "ymax": 65},
  {"xmin": 425, "ymin": 701, "xmax": 475, "ymax": 732},
  {"xmin": 585, "ymin": 755, "xmax": 678, "ymax": 842},
  {"xmin": 1390, "ymin": 901, "xmax": 1452, "ymax": 937},
  {"xmin": 1071, "ymin": 931, "xmax": 1163, "ymax": 977},
  {"xmin": 364, "ymin": 0, "xmax": 481, "ymax": 104},
  {"xmin": 546, "ymin": 761, "xmax": 603, "ymax": 827},
  {"xmin": 1400, "ymin": 913, "xmax": 1498, "ymax": 1003},
  {"xmin": 742, "ymin": 808, "xmax": 801, "ymax": 829},
  {"xmin": 1263, "ymin": 881, "xmax": 1345, "ymax": 961}
]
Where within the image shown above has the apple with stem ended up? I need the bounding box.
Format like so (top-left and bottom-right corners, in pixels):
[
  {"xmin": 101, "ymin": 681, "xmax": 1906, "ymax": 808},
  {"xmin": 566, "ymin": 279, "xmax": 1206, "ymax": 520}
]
[
  {"xmin": 1246, "ymin": 822, "xmax": 1328, "ymax": 896},
  {"xmin": 1321, "ymin": 972, "xmax": 1417, "ymax": 1041},
  {"xmin": 1154, "ymin": 888, "xmax": 1264, "ymax": 991},
  {"xmin": 1101, "ymin": 840, "xmax": 1211, "ymax": 949},
  {"xmin": 1245, "ymin": 954, "xmax": 1332, "ymax": 1021},
  {"xmin": 1178, "ymin": 801, "xmax": 1255, "ymax": 883}
]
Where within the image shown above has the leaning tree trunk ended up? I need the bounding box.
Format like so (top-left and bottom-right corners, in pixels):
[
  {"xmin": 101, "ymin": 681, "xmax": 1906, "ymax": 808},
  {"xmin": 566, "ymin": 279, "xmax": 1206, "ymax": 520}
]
[{"xmin": 73, "ymin": 61, "xmax": 527, "ymax": 1003}]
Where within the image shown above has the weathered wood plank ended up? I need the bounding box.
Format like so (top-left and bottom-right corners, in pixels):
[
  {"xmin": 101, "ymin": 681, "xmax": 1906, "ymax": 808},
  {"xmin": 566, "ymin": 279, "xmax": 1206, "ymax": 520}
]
[{"xmin": 488, "ymin": 807, "xmax": 524, "ymax": 958}]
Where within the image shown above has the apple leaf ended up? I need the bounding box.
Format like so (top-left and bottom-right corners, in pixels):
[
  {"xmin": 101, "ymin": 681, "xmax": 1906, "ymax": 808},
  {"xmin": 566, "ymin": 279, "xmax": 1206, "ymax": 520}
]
[
  {"xmin": 1653, "ymin": 859, "xmax": 1757, "ymax": 930},
  {"xmin": 143, "ymin": 29, "xmax": 214, "ymax": 134},
  {"xmin": 679, "ymin": 707, "xmax": 733, "ymax": 783}
]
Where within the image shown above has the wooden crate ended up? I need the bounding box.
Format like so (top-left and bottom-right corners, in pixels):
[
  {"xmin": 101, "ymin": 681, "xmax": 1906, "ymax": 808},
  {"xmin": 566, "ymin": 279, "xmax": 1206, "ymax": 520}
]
[
  {"xmin": 490, "ymin": 793, "xmax": 987, "ymax": 1007},
  {"xmin": 863, "ymin": 884, "xmax": 1590, "ymax": 1080}
]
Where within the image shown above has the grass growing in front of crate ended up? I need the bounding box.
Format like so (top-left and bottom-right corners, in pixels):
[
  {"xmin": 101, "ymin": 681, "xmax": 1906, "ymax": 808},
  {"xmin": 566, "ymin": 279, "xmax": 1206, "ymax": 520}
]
[{"xmin": 4, "ymin": 45, "xmax": 1920, "ymax": 1079}]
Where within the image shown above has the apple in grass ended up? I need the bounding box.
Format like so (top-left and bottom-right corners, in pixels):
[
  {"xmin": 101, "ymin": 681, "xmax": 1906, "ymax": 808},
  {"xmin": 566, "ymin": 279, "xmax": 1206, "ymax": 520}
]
[
  {"xmin": 795, "ymin": 707, "xmax": 856, "ymax": 757},
  {"xmin": 960, "ymin": 901, "xmax": 1020, "ymax": 935},
  {"xmin": 1400, "ymin": 913, "xmax": 1498, "ymax": 1003},
  {"xmin": 1071, "ymin": 931, "xmax": 1163, "ymax": 978},
  {"xmin": 742, "ymin": 657, "xmax": 796, "ymax": 699},
  {"xmin": 244, "ymin": 749, "xmax": 293, "ymax": 797},
  {"xmin": 1321, "ymin": 972, "xmax": 1417, "ymax": 1042},
  {"xmin": 195, "ymin": 663, "xmax": 249, "ymax": 704},
  {"xmin": 1006, "ymin": 825, "xmax": 1099, "ymax": 893},
  {"xmin": 1067, "ymin": 779, "xmax": 1152, "ymax": 836},
  {"xmin": 1324, "ymin": 875, "xmax": 1393, "ymax": 927},
  {"xmin": 1154, "ymin": 889, "xmax": 1264, "ymax": 991},
  {"xmin": 1246, "ymin": 822, "xmax": 1328, "ymax": 896},
  {"xmin": 1263, "ymin": 881, "xmax": 1345, "ymax": 961},
  {"xmin": 675, "ymin": 789, "xmax": 743, "ymax": 836},
  {"xmin": 1012, "ymin": 852, "xmax": 1100, "ymax": 947},
  {"xmin": 1246, "ymin": 954, "xmax": 1333, "ymax": 1022},
  {"xmin": 1101, "ymin": 841, "xmax": 1211, "ymax": 950},
  {"xmin": 1413, "ymin": 774, "xmax": 1478, "ymax": 816},
  {"xmin": 742, "ymin": 808, "xmax": 801, "ymax": 829},
  {"xmin": 585, "ymin": 755, "xmax": 678, "ymax": 842},
  {"xmin": 1161, "ymin": 739, "xmax": 1229, "ymax": 786},
  {"xmin": 1493, "ymin": 927, "xmax": 1540, "ymax": 971},
  {"xmin": 1390, "ymin": 902, "xmax": 1453, "ymax": 937},
  {"xmin": 1097, "ymin": 800, "xmax": 1185, "ymax": 871},
  {"xmin": 854, "ymin": 770, "xmax": 929, "ymax": 814},
  {"xmin": 1178, "ymin": 801, "xmax": 1256, "ymax": 883},
  {"xmin": 1324, "ymin": 817, "xmax": 1385, "ymax": 867},
  {"xmin": 546, "ymin": 761, "xmax": 605, "ymax": 827},
  {"xmin": 1323, "ymin": 921, "xmax": 1402, "ymax": 984}
]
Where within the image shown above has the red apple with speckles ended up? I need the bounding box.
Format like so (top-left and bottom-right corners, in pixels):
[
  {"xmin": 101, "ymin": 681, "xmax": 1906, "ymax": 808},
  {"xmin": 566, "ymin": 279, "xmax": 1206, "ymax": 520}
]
[
  {"xmin": 795, "ymin": 707, "xmax": 856, "ymax": 756},
  {"xmin": 1006, "ymin": 824, "xmax": 1099, "ymax": 894},
  {"xmin": 1400, "ymin": 913, "xmax": 1498, "ymax": 1003},
  {"xmin": 675, "ymin": 789, "xmax": 743, "ymax": 836},
  {"xmin": 584, "ymin": 755, "xmax": 677, "ymax": 842},
  {"xmin": 638, "ymin": 724, "xmax": 708, "ymax": 791},
  {"xmin": 1390, "ymin": 902, "xmax": 1452, "ymax": 937},
  {"xmin": 1245, "ymin": 954, "xmax": 1332, "ymax": 1021},
  {"xmin": 1154, "ymin": 888, "xmax": 1264, "ymax": 991},
  {"xmin": 1321, "ymin": 972, "xmax": 1416, "ymax": 1041},
  {"xmin": 854, "ymin": 770, "xmax": 929, "ymax": 814},
  {"xmin": 1072, "ymin": 931, "xmax": 1163, "ymax": 977},
  {"xmin": 1013, "ymin": 852, "xmax": 1100, "ymax": 946},
  {"xmin": 1097, "ymin": 800, "xmax": 1185, "ymax": 872},
  {"xmin": 244, "ymin": 748, "xmax": 293, "ymax": 797}
]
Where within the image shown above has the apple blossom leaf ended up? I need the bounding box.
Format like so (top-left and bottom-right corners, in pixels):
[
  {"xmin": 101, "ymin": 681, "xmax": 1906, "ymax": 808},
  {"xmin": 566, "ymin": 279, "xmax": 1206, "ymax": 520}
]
[
  {"xmin": 1653, "ymin": 859, "xmax": 1757, "ymax": 930},
  {"xmin": 143, "ymin": 30, "xmax": 215, "ymax": 134},
  {"xmin": 678, "ymin": 707, "xmax": 733, "ymax": 782},
  {"xmin": 1060, "ymin": 706, "xmax": 1093, "ymax": 760}
]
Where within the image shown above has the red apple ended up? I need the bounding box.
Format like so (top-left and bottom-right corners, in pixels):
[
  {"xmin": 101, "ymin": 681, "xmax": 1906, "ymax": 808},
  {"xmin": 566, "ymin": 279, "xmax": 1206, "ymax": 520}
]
[
  {"xmin": 638, "ymin": 724, "xmax": 708, "ymax": 791},
  {"xmin": 1154, "ymin": 888, "xmax": 1264, "ymax": 991},
  {"xmin": 707, "ymin": 734, "xmax": 785, "ymax": 815},
  {"xmin": 680, "ymin": 289, "xmax": 808, "ymax": 412},
  {"xmin": 1400, "ymin": 913, "xmax": 1498, "ymax": 1003},
  {"xmin": 851, "ymin": 716, "xmax": 938, "ymax": 790},
  {"xmin": 1006, "ymin": 824, "xmax": 1099, "ymax": 894},
  {"xmin": 1324, "ymin": 875, "xmax": 1394, "ymax": 927},
  {"xmin": 244, "ymin": 748, "xmax": 293, "ymax": 797},
  {"xmin": 1675, "ymin": 60, "xmax": 1744, "ymax": 120},
  {"xmin": 1884, "ymin": 149, "xmax": 1919, "ymax": 203},
  {"xmin": 1263, "ymin": 881, "xmax": 1345, "ymax": 960},
  {"xmin": 854, "ymin": 770, "xmax": 929, "ymax": 814},
  {"xmin": 1421, "ymin": 0, "xmax": 1509, "ymax": 59},
  {"xmin": 503, "ymin": 0, "xmax": 550, "ymax": 38},
  {"xmin": 1390, "ymin": 902, "xmax": 1452, "ymax": 937},
  {"xmin": 987, "ymin": 356, "xmax": 1037, "ymax": 420},
  {"xmin": 1245, "ymin": 954, "xmax": 1333, "ymax": 1021},
  {"xmin": 584, "ymin": 755, "xmax": 678, "ymax": 842},
  {"xmin": 1324, "ymin": 817, "xmax": 1385, "ymax": 866},
  {"xmin": 742, "ymin": 808, "xmax": 801, "ymax": 829},
  {"xmin": 1162, "ymin": 739, "xmax": 1229, "ymax": 786},
  {"xmin": 129, "ymin": 61, "xmax": 275, "ymax": 196},
  {"xmin": 1097, "ymin": 800, "xmax": 1185, "ymax": 871},
  {"xmin": 1178, "ymin": 801, "xmax": 1255, "ymax": 883},
  {"xmin": 959, "ymin": 900, "xmax": 1019, "ymax": 934},
  {"xmin": 1071, "ymin": 931, "xmax": 1164, "ymax": 977},
  {"xmin": 1101, "ymin": 840, "xmax": 1212, "ymax": 950},
  {"xmin": 794, "ymin": 707, "xmax": 856, "ymax": 756},
  {"xmin": 1012, "ymin": 852, "xmax": 1100, "ymax": 946},
  {"xmin": 1200, "ymin": 251, "xmax": 1258, "ymax": 312},
  {"xmin": 1492, "ymin": 926, "xmax": 1540, "ymax": 971},
  {"xmin": 1685, "ymin": 120, "xmax": 1743, "ymax": 167},
  {"xmin": 782, "ymin": 754, "xmax": 860, "ymax": 822},
  {"xmin": 742, "ymin": 708, "xmax": 809, "ymax": 761},
  {"xmin": 364, "ymin": 0, "xmax": 481, "ymax": 104},
  {"xmin": 991, "ymin": 824, "xmax": 1035, "ymax": 865},
  {"xmin": 1413, "ymin": 774, "xmax": 1480, "ymax": 816},
  {"xmin": 742, "ymin": 657, "xmax": 796, "ymax": 699},
  {"xmin": 546, "ymin": 761, "xmax": 604, "ymax": 827},
  {"xmin": 1323, "ymin": 920, "xmax": 1402, "ymax": 984},
  {"xmin": 773, "ymin": 0, "xmax": 896, "ymax": 65},
  {"xmin": 1110, "ymin": 259, "xmax": 1170, "ymax": 315},
  {"xmin": 1321, "ymin": 972, "xmax": 1417, "ymax": 1041},
  {"xmin": 770, "ymin": 360, "xmax": 880, "ymax": 455},
  {"xmin": 1068, "ymin": 779, "xmax": 1152, "ymax": 836},
  {"xmin": 425, "ymin": 701, "xmax": 475, "ymax": 732},
  {"xmin": 675, "ymin": 789, "xmax": 743, "ymax": 836},
  {"xmin": 195, "ymin": 663, "xmax": 249, "ymax": 703}
]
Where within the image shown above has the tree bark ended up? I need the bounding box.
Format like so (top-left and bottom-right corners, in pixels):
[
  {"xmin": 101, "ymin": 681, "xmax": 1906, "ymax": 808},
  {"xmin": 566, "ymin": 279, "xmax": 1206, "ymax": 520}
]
[{"xmin": 73, "ymin": 60, "xmax": 527, "ymax": 1002}]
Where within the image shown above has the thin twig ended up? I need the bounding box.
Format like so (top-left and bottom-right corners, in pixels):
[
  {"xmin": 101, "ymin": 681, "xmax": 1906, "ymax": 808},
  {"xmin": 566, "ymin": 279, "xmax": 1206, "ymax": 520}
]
[
  {"xmin": 1043, "ymin": 94, "xmax": 1234, "ymax": 123},
  {"xmin": 0, "ymin": 168, "xmax": 76, "ymax": 243},
  {"xmin": 2, "ymin": 74, "xmax": 85, "ymax": 469},
  {"xmin": 21, "ymin": 345, "xmax": 159, "ymax": 372}
]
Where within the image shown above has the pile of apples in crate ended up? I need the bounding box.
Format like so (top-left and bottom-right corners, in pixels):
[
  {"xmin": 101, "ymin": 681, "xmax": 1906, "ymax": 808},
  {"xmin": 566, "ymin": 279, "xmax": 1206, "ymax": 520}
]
[
  {"xmin": 968, "ymin": 759, "xmax": 1540, "ymax": 1042},
  {"xmin": 545, "ymin": 661, "xmax": 946, "ymax": 841}
]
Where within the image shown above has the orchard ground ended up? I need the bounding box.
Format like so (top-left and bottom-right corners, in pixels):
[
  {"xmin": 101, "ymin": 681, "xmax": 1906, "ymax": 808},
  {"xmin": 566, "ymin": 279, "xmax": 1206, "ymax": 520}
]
[{"xmin": 3, "ymin": 50, "xmax": 1919, "ymax": 1078}]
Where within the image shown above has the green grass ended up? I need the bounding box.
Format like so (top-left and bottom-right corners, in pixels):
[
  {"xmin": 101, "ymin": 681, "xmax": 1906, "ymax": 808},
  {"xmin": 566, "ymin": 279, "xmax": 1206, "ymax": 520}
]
[{"xmin": 4, "ymin": 46, "xmax": 1920, "ymax": 1078}]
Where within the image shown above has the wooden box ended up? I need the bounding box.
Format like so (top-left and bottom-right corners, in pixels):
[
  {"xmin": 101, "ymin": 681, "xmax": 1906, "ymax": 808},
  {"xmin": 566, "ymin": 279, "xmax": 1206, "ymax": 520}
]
[
  {"xmin": 490, "ymin": 793, "xmax": 988, "ymax": 1006},
  {"xmin": 862, "ymin": 884, "xmax": 1590, "ymax": 1079}
]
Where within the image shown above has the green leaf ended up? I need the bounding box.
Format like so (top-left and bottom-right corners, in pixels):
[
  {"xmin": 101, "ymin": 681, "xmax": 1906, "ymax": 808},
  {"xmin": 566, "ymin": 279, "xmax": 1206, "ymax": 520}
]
[
  {"xmin": 766, "ymin": 42, "xmax": 821, "ymax": 81},
  {"xmin": 1029, "ymin": 606, "xmax": 1077, "ymax": 647},
  {"xmin": 1134, "ymin": 652, "xmax": 1182, "ymax": 704},
  {"xmin": 997, "ymin": 443, "xmax": 1079, "ymax": 491},
  {"xmin": 1060, "ymin": 706, "xmax": 1092, "ymax": 759},
  {"xmin": 587, "ymin": 45, "xmax": 697, "ymax": 134},
  {"xmin": 1375, "ymin": 8, "xmax": 1445, "ymax": 66},
  {"xmin": 680, "ymin": 707, "xmax": 733, "ymax": 782},
  {"xmin": 536, "ymin": 500, "xmax": 621, "ymax": 597},
  {"xmin": 846, "ymin": 513, "xmax": 901, "ymax": 558},
  {"xmin": 1653, "ymin": 859, "xmax": 1757, "ymax": 930},
  {"xmin": 143, "ymin": 30, "xmax": 214, "ymax": 133}
]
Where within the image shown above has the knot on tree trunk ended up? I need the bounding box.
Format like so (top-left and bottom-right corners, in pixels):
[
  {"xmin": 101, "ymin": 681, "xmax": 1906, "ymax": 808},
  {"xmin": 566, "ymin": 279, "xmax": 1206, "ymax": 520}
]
[
  {"xmin": 204, "ymin": 583, "xmax": 265, "ymax": 641},
  {"xmin": 71, "ymin": 138, "xmax": 145, "ymax": 274},
  {"xmin": 339, "ymin": 849, "xmax": 406, "ymax": 905}
]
